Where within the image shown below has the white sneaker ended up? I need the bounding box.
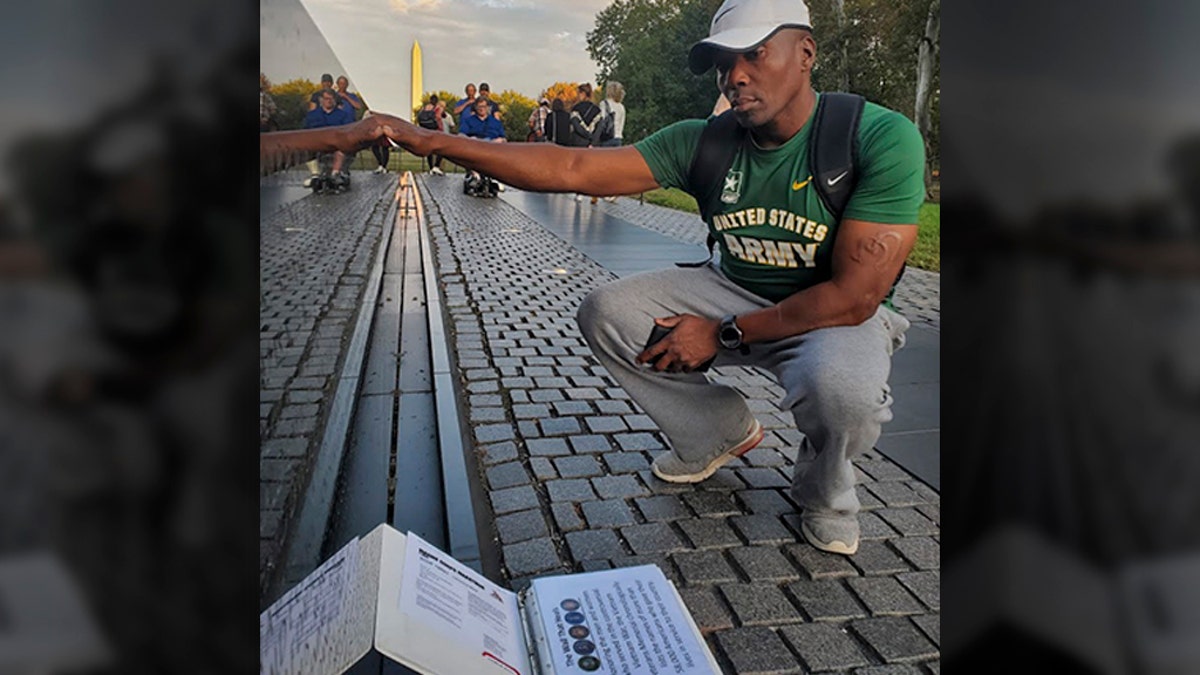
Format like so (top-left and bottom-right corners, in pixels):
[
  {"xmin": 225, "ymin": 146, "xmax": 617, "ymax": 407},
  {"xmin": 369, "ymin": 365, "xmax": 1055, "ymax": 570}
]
[
  {"xmin": 650, "ymin": 420, "xmax": 764, "ymax": 484},
  {"xmin": 497, "ymin": 183, "xmax": 506, "ymax": 192},
  {"xmin": 430, "ymin": 167, "xmax": 444, "ymax": 176},
  {"xmin": 604, "ymin": 196, "xmax": 617, "ymax": 203},
  {"xmin": 574, "ymin": 194, "xmax": 583, "ymax": 202}
]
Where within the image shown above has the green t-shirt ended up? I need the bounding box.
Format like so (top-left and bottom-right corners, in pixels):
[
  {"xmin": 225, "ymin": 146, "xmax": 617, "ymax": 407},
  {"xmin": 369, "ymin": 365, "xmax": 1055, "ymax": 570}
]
[{"xmin": 634, "ymin": 96, "xmax": 925, "ymax": 302}]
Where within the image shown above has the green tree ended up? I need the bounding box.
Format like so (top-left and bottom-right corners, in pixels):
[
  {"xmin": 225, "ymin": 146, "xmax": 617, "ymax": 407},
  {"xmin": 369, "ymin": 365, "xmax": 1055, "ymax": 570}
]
[
  {"xmin": 269, "ymin": 78, "xmax": 318, "ymax": 131},
  {"xmin": 586, "ymin": 0, "xmax": 723, "ymax": 144},
  {"xmin": 493, "ymin": 90, "xmax": 538, "ymax": 142}
]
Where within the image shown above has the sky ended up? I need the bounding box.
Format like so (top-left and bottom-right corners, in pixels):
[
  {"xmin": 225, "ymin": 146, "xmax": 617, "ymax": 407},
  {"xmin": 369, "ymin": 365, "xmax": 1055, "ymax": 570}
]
[{"xmin": 262, "ymin": 0, "xmax": 612, "ymax": 115}]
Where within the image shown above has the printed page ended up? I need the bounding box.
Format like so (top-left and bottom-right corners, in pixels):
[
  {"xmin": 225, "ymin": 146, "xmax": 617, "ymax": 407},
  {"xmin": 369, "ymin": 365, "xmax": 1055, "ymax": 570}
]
[
  {"xmin": 375, "ymin": 531, "xmax": 532, "ymax": 675},
  {"xmin": 260, "ymin": 530, "xmax": 380, "ymax": 675},
  {"xmin": 528, "ymin": 565, "xmax": 719, "ymax": 675}
]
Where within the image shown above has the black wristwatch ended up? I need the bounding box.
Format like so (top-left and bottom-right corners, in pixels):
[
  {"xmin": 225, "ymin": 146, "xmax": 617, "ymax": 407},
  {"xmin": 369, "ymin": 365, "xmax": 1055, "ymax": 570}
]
[{"xmin": 718, "ymin": 315, "xmax": 745, "ymax": 351}]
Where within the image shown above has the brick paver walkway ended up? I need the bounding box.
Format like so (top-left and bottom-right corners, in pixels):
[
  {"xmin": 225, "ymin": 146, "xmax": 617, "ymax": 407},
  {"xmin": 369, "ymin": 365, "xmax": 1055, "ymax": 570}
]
[
  {"xmin": 258, "ymin": 173, "xmax": 397, "ymax": 593},
  {"xmin": 419, "ymin": 176, "xmax": 940, "ymax": 674}
]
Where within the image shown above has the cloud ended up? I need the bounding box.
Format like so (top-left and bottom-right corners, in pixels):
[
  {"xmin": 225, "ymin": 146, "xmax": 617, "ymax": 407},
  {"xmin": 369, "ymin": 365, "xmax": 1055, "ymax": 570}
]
[{"xmin": 388, "ymin": 0, "xmax": 442, "ymax": 14}]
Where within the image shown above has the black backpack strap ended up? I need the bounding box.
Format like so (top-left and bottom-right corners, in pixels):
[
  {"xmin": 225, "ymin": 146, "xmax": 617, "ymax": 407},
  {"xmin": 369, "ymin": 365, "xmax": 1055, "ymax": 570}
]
[
  {"xmin": 677, "ymin": 111, "xmax": 745, "ymax": 268},
  {"xmin": 811, "ymin": 92, "xmax": 908, "ymax": 290},
  {"xmin": 810, "ymin": 92, "xmax": 864, "ymax": 221}
]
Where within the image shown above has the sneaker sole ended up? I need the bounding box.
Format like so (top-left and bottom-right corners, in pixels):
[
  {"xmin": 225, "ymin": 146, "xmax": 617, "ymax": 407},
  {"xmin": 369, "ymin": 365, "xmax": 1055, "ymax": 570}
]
[
  {"xmin": 800, "ymin": 521, "xmax": 859, "ymax": 555},
  {"xmin": 651, "ymin": 420, "xmax": 764, "ymax": 484}
]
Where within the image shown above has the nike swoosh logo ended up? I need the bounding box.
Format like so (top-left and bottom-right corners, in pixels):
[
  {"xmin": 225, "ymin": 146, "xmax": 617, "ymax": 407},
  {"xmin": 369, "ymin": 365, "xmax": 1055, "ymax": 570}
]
[
  {"xmin": 827, "ymin": 171, "xmax": 849, "ymax": 186},
  {"xmin": 792, "ymin": 176, "xmax": 811, "ymax": 191}
]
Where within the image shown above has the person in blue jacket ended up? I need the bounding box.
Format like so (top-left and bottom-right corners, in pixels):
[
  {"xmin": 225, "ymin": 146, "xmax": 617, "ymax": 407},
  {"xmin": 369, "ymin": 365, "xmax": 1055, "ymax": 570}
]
[
  {"xmin": 459, "ymin": 97, "xmax": 506, "ymax": 141},
  {"xmin": 459, "ymin": 97, "xmax": 507, "ymax": 195},
  {"xmin": 304, "ymin": 89, "xmax": 355, "ymax": 181}
]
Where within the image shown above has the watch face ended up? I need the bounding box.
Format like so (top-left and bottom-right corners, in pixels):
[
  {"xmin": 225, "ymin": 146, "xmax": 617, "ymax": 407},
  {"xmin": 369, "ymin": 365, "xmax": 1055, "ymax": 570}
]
[{"xmin": 720, "ymin": 317, "xmax": 742, "ymax": 349}]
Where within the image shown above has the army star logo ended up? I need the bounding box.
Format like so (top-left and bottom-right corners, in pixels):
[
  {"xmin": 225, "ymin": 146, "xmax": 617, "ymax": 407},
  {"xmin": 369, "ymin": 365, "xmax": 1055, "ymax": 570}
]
[{"xmin": 720, "ymin": 170, "xmax": 743, "ymax": 204}]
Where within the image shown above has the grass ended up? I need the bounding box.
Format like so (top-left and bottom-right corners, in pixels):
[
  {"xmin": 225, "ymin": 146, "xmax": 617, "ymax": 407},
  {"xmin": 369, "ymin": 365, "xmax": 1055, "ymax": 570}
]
[
  {"xmin": 641, "ymin": 188, "xmax": 940, "ymax": 272},
  {"xmin": 909, "ymin": 202, "xmax": 940, "ymax": 272}
]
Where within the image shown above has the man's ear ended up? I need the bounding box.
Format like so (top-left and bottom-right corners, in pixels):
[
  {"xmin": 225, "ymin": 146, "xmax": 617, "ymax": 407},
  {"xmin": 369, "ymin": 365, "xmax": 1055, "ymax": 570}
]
[{"xmin": 796, "ymin": 31, "xmax": 817, "ymax": 72}]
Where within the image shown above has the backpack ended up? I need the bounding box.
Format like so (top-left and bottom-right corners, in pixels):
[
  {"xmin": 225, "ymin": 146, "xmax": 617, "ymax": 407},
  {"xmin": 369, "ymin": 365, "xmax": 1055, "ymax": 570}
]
[
  {"xmin": 596, "ymin": 100, "xmax": 616, "ymax": 144},
  {"xmin": 416, "ymin": 108, "xmax": 439, "ymax": 130}
]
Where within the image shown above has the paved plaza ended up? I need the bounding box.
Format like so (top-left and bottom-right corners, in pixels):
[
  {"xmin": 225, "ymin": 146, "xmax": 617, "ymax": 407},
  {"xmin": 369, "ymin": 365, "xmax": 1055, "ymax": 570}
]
[{"xmin": 258, "ymin": 171, "xmax": 940, "ymax": 673}]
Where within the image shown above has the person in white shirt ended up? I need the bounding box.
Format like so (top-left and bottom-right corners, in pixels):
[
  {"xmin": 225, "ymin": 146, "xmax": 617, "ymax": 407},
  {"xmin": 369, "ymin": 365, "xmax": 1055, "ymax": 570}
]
[
  {"xmin": 598, "ymin": 81, "xmax": 628, "ymax": 202},
  {"xmin": 600, "ymin": 81, "xmax": 627, "ymax": 148}
]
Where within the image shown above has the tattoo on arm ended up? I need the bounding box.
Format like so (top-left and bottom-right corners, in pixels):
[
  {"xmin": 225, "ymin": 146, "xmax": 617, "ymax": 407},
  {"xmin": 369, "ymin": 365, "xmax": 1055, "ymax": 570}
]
[{"xmin": 851, "ymin": 230, "xmax": 904, "ymax": 270}]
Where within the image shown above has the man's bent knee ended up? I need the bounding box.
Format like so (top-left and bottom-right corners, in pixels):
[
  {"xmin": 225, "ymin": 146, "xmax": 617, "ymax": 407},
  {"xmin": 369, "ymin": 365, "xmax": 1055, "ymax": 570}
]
[{"xmin": 785, "ymin": 362, "xmax": 890, "ymax": 428}]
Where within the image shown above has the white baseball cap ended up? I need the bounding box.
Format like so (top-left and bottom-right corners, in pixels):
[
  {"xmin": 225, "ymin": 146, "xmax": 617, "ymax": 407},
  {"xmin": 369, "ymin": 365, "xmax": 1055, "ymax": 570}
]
[{"xmin": 688, "ymin": 0, "xmax": 812, "ymax": 75}]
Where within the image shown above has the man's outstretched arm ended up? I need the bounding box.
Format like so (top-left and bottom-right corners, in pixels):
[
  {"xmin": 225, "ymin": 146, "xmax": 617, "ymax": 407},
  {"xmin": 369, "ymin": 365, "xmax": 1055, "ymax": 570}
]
[
  {"xmin": 377, "ymin": 114, "xmax": 658, "ymax": 196},
  {"xmin": 259, "ymin": 122, "xmax": 385, "ymax": 173}
]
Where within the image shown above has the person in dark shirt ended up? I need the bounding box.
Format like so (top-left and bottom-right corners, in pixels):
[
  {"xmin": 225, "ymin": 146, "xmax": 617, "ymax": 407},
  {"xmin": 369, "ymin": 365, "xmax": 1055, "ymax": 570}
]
[
  {"xmin": 544, "ymin": 98, "xmax": 572, "ymax": 146},
  {"xmin": 308, "ymin": 73, "xmax": 335, "ymax": 111},
  {"xmin": 569, "ymin": 83, "xmax": 603, "ymax": 202},
  {"xmin": 477, "ymin": 82, "xmax": 502, "ymax": 119},
  {"xmin": 569, "ymin": 83, "xmax": 603, "ymax": 148}
]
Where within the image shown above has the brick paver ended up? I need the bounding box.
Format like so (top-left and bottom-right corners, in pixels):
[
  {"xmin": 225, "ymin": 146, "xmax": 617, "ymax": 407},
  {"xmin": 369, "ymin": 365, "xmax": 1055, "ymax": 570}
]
[
  {"xmin": 418, "ymin": 177, "xmax": 939, "ymax": 673},
  {"xmin": 258, "ymin": 173, "xmax": 397, "ymax": 593}
]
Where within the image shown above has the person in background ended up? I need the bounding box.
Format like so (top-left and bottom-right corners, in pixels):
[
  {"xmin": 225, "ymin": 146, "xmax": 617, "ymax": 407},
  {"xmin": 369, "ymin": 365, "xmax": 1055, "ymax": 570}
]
[
  {"xmin": 458, "ymin": 96, "xmax": 507, "ymax": 195},
  {"xmin": 545, "ymin": 98, "xmax": 572, "ymax": 147},
  {"xmin": 453, "ymin": 83, "xmax": 477, "ymax": 122},
  {"xmin": 308, "ymin": 73, "xmax": 335, "ymax": 111},
  {"xmin": 528, "ymin": 98, "xmax": 550, "ymax": 142},
  {"xmin": 335, "ymin": 75, "xmax": 363, "ymax": 119},
  {"xmin": 598, "ymin": 81, "xmax": 627, "ymax": 201},
  {"xmin": 477, "ymin": 83, "xmax": 501, "ymax": 119},
  {"xmin": 303, "ymin": 89, "xmax": 355, "ymax": 184},
  {"xmin": 433, "ymin": 99, "xmax": 454, "ymax": 174},
  {"xmin": 459, "ymin": 96, "xmax": 506, "ymax": 141},
  {"xmin": 569, "ymin": 83, "xmax": 603, "ymax": 203},
  {"xmin": 416, "ymin": 95, "xmax": 445, "ymax": 175}
]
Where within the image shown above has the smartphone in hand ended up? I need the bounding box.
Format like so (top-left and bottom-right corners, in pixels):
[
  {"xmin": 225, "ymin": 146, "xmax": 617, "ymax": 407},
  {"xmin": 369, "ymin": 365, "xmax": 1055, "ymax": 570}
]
[{"xmin": 643, "ymin": 324, "xmax": 716, "ymax": 373}]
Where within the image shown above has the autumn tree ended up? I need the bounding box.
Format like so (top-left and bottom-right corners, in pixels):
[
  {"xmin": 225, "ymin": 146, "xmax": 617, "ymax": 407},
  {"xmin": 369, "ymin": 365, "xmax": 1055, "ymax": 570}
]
[{"xmin": 540, "ymin": 82, "xmax": 581, "ymax": 108}]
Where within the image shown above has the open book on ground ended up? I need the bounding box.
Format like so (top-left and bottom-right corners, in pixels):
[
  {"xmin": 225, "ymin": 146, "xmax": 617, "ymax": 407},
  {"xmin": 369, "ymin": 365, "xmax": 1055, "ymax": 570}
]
[{"xmin": 260, "ymin": 523, "xmax": 720, "ymax": 674}]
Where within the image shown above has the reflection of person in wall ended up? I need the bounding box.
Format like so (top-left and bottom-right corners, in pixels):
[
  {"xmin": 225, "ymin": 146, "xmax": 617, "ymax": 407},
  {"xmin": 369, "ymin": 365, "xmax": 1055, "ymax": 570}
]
[
  {"xmin": 334, "ymin": 75, "xmax": 363, "ymax": 118},
  {"xmin": 260, "ymin": 0, "xmax": 925, "ymax": 557}
]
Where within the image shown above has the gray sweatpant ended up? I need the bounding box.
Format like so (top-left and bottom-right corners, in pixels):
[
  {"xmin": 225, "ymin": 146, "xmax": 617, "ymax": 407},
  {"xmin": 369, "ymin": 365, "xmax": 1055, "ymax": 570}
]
[{"xmin": 576, "ymin": 263, "xmax": 909, "ymax": 539}]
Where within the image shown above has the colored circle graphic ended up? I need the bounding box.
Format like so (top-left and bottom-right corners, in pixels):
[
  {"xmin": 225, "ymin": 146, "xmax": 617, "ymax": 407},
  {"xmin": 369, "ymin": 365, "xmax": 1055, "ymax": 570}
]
[
  {"xmin": 564, "ymin": 611, "xmax": 586, "ymax": 624},
  {"xmin": 578, "ymin": 656, "xmax": 601, "ymax": 671},
  {"xmin": 573, "ymin": 639, "xmax": 596, "ymax": 655},
  {"xmin": 560, "ymin": 598, "xmax": 581, "ymax": 611},
  {"xmin": 569, "ymin": 625, "xmax": 590, "ymax": 639}
]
